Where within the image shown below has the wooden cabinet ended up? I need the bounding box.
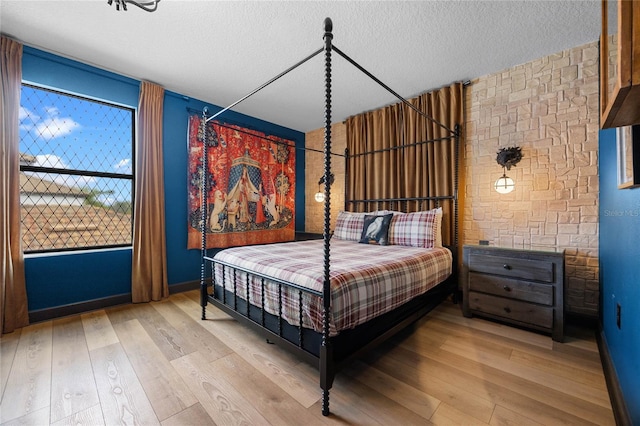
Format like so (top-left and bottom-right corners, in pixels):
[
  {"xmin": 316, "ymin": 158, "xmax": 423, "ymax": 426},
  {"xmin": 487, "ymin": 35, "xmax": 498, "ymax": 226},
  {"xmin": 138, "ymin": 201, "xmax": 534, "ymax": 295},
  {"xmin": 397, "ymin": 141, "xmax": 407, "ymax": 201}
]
[
  {"xmin": 600, "ymin": 0, "xmax": 640, "ymax": 128},
  {"xmin": 462, "ymin": 245, "xmax": 565, "ymax": 342}
]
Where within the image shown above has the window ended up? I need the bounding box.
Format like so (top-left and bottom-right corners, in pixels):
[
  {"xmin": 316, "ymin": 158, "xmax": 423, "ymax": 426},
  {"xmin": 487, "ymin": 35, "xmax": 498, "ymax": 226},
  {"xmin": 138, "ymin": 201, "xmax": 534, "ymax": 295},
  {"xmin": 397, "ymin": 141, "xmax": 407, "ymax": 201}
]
[{"xmin": 19, "ymin": 84, "xmax": 135, "ymax": 253}]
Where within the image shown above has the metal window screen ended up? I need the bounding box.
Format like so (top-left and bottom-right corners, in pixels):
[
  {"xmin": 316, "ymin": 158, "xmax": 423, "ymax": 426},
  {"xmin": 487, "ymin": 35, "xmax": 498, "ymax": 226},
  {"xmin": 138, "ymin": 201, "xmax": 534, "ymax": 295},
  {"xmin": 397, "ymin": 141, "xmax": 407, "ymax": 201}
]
[{"xmin": 19, "ymin": 83, "xmax": 135, "ymax": 253}]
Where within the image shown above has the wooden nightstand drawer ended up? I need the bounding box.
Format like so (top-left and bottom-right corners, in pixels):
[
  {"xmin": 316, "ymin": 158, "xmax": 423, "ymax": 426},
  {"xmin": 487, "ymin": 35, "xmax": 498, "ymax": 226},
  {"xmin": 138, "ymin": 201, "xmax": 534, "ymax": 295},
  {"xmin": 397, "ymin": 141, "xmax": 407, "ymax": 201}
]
[
  {"xmin": 468, "ymin": 291, "xmax": 553, "ymax": 329},
  {"xmin": 468, "ymin": 273, "xmax": 553, "ymax": 305},
  {"xmin": 468, "ymin": 253, "xmax": 555, "ymax": 283}
]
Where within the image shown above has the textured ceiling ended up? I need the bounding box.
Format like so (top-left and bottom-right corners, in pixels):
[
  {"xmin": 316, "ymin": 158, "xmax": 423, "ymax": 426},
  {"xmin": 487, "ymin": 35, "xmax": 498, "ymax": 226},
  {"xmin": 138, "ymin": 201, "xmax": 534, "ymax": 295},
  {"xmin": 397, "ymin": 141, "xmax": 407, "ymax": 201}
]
[{"xmin": 1, "ymin": 1, "xmax": 603, "ymax": 132}]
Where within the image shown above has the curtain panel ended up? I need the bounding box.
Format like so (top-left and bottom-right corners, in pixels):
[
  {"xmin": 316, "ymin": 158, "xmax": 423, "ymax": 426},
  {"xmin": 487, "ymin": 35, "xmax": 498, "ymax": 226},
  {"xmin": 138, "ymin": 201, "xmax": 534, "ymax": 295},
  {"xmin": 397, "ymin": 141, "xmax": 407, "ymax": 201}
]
[
  {"xmin": 131, "ymin": 81, "xmax": 168, "ymax": 303},
  {"xmin": 1, "ymin": 36, "xmax": 30, "ymax": 334},
  {"xmin": 345, "ymin": 82, "xmax": 464, "ymax": 247}
]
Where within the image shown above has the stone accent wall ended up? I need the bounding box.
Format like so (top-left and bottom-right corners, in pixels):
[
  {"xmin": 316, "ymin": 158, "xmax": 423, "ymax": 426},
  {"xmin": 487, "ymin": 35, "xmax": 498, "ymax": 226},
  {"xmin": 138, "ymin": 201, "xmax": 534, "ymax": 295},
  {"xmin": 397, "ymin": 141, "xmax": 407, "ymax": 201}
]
[
  {"xmin": 463, "ymin": 40, "xmax": 601, "ymax": 317},
  {"xmin": 304, "ymin": 123, "xmax": 347, "ymax": 234}
]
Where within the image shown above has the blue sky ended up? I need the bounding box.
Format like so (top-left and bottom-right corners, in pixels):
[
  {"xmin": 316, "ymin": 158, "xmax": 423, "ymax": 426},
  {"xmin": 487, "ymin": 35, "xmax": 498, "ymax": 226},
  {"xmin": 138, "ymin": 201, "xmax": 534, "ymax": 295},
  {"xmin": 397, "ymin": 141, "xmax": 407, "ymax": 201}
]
[{"xmin": 19, "ymin": 85, "xmax": 133, "ymax": 204}]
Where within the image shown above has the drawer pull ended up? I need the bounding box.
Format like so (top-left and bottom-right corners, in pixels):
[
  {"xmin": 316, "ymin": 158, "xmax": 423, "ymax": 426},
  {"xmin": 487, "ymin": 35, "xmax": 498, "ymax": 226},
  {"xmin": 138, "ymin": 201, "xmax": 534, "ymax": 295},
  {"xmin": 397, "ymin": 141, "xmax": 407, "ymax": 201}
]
[
  {"xmin": 504, "ymin": 307, "xmax": 512, "ymax": 314},
  {"xmin": 503, "ymin": 264, "xmax": 512, "ymax": 270},
  {"xmin": 503, "ymin": 285, "xmax": 512, "ymax": 292}
]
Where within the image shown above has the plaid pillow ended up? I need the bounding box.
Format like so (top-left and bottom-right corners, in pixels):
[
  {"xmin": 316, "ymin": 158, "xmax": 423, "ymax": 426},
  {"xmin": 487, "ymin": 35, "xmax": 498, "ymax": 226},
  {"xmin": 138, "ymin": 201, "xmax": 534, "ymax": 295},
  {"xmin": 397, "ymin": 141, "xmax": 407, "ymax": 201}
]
[
  {"xmin": 388, "ymin": 208, "xmax": 442, "ymax": 248},
  {"xmin": 333, "ymin": 211, "xmax": 367, "ymax": 241}
]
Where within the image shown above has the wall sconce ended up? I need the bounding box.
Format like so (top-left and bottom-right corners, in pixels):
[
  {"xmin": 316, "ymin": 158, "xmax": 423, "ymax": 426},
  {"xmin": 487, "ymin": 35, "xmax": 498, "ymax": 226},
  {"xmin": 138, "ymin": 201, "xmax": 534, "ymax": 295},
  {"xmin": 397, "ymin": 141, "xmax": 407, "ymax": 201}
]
[
  {"xmin": 315, "ymin": 172, "xmax": 334, "ymax": 203},
  {"xmin": 494, "ymin": 146, "xmax": 522, "ymax": 194}
]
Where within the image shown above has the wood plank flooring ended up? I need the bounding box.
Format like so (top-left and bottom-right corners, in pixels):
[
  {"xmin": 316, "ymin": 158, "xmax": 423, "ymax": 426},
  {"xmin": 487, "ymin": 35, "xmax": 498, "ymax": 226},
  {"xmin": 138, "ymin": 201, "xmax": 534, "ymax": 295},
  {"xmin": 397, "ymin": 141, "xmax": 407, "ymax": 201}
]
[{"xmin": 0, "ymin": 290, "xmax": 615, "ymax": 425}]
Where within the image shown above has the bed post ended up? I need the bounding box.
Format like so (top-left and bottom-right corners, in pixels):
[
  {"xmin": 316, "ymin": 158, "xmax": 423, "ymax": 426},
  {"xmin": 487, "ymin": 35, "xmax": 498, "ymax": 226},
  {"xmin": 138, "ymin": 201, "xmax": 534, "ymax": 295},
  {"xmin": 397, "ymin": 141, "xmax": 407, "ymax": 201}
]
[
  {"xmin": 452, "ymin": 123, "xmax": 461, "ymax": 301},
  {"xmin": 344, "ymin": 148, "xmax": 350, "ymax": 211},
  {"xmin": 200, "ymin": 107, "xmax": 209, "ymax": 320},
  {"xmin": 320, "ymin": 16, "xmax": 334, "ymax": 417},
  {"xmin": 454, "ymin": 123, "xmax": 461, "ymax": 250}
]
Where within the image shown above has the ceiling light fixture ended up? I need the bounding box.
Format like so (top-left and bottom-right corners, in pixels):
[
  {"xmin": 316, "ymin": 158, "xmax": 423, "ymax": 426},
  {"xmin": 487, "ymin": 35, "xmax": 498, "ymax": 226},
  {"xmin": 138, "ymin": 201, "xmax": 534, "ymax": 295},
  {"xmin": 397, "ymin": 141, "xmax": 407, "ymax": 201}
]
[{"xmin": 107, "ymin": 0, "xmax": 160, "ymax": 12}]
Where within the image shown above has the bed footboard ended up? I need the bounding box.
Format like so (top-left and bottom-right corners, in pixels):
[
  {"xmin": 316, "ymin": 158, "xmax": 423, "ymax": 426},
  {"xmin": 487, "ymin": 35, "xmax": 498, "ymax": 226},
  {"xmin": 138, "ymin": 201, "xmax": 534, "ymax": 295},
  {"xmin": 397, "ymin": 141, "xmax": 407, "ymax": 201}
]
[{"xmin": 201, "ymin": 254, "xmax": 331, "ymax": 368}]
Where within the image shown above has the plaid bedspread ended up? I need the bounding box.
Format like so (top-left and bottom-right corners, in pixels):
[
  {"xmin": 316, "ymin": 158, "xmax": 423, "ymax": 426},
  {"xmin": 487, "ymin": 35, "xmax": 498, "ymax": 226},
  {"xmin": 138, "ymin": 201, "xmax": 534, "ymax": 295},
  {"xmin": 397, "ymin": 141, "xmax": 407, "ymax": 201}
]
[{"xmin": 212, "ymin": 239, "xmax": 452, "ymax": 336}]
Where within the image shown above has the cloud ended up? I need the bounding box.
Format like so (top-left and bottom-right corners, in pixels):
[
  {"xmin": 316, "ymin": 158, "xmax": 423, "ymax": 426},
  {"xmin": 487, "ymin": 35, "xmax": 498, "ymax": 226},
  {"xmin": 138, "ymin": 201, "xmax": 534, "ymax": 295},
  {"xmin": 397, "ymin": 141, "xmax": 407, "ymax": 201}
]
[
  {"xmin": 20, "ymin": 105, "xmax": 81, "ymax": 140},
  {"xmin": 34, "ymin": 154, "xmax": 69, "ymax": 169},
  {"xmin": 114, "ymin": 158, "xmax": 132, "ymax": 174},
  {"xmin": 19, "ymin": 106, "xmax": 35, "ymax": 121},
  {"xmin": 19, "ymin": 106, "xmax": 40, "ymax": 131},
  {"xmin": 35, "ymin": 116, "xmax": 81, "ymax": 140}
]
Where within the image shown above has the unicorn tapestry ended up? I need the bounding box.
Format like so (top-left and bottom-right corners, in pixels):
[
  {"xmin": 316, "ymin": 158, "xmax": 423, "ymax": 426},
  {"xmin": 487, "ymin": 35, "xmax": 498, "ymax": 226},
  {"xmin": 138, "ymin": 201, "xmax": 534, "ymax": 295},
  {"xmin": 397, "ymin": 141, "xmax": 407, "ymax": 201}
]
[{"xmin": 187, "ymin": 115, "xmax": 296, "ymax": 249}]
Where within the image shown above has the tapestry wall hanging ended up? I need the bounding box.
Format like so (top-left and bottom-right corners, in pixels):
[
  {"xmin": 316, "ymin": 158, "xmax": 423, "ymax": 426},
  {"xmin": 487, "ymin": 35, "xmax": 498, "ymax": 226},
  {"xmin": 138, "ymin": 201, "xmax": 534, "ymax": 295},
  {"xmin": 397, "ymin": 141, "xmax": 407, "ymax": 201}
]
[{"xmin": 187, "ymin": 115, "xmax": 296, "ymax": 249}]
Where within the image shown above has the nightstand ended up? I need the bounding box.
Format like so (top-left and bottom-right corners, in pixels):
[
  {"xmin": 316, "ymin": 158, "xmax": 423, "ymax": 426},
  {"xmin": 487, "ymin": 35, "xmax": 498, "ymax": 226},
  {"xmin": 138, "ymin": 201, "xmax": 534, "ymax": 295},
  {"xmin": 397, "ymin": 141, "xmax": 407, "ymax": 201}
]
[{"xmin": 462, "ymin": 245, "xmax": 565, "ymax": 342}]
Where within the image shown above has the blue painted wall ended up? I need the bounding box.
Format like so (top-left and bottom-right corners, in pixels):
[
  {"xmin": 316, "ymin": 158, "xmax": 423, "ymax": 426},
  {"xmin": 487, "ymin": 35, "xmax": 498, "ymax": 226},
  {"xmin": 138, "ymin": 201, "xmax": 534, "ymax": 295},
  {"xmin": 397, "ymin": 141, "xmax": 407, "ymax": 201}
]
[
  {"xmin": 21, "ymin": 47, "xmax": 305, "ymax": 312},
  {"xmin": 599, "ymin": 128, "xmax": 640, "ymax": 423}
]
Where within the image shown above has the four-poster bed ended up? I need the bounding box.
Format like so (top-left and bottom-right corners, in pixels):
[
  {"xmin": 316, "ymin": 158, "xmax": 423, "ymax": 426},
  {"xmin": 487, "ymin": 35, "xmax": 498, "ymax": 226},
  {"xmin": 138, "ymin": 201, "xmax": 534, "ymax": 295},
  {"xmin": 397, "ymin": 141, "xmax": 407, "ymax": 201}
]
[{"xmin": 199, "ymin": 18, "xmax": 461, "ymax": 416}]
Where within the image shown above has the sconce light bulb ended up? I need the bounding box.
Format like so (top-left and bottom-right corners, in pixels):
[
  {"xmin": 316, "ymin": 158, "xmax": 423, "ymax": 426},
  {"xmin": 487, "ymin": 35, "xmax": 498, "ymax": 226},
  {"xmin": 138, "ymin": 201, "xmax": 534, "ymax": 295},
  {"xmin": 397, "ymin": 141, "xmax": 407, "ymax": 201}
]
[
  {"xmin": 494, "ymin": 174, "xmax": 515, "ymax": 194},
  {"xmin": 315, "ymin": 191, "xmax": 325, "ymax": 202}
]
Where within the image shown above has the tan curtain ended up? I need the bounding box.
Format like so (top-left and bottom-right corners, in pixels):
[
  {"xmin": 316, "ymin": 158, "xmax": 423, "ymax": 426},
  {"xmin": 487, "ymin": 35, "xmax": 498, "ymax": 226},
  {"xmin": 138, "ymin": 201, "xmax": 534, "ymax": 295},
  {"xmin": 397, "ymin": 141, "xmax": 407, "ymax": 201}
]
[
  {"xmin": 132, "ymin": 81, "xmax": 168, "ymax": 302},
  {"xmin": 345, "ymin": 82, "xmax": 464, "ymax": 247},
  {"xmin": 1, "ymin": 36, "xmax": 30, "ymax": 334}
]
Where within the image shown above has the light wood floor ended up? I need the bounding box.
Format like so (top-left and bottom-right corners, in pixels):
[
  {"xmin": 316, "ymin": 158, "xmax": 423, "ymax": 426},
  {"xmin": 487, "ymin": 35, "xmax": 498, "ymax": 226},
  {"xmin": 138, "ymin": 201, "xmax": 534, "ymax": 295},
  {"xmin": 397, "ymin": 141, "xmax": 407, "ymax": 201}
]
[{"xmin": 0, "ymin": 290, "xmax": 615, "ymax": 425}]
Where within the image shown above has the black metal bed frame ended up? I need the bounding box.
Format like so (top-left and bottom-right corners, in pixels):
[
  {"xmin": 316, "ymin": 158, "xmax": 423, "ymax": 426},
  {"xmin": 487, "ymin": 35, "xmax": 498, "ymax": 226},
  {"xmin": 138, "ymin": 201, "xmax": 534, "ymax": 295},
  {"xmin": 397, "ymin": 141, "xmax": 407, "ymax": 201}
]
[{"xmin": 199, "ymin": 18, "xmax": 460, "ymax": 416}]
